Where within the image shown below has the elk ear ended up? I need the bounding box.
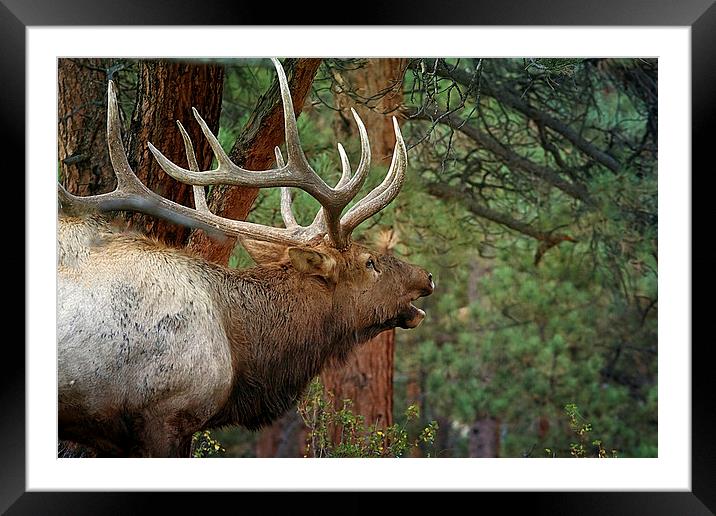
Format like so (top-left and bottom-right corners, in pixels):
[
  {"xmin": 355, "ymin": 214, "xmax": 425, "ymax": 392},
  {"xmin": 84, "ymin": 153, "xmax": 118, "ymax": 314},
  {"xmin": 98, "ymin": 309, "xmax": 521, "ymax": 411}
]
[
  {"xmin": 239, "ymin": 237, "xmax": 289, "ymax": 264},
  {"xmin": 288, "ymin": 247, "xmax": 337, "ymax": 280}
]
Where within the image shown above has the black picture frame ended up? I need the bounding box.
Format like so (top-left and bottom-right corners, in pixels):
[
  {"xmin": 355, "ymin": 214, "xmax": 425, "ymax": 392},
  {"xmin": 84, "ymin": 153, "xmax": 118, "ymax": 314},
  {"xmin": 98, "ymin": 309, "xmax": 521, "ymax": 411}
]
[{"xmin": 7, "ymin": 1, "xmax": 711, "ymax": 513}]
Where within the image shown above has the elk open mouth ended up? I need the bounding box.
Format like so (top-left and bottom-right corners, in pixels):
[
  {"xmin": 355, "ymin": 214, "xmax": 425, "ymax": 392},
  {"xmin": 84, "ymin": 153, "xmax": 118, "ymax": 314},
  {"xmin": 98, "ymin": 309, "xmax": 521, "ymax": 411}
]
[{"xmin": 398, "ymin": 296, "xmax": 427, "ymax": 329}]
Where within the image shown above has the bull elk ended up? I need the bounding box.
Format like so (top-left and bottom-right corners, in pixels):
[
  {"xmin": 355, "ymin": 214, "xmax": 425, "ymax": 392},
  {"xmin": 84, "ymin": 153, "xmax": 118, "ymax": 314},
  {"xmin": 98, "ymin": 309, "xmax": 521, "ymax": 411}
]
[{"xmin": 57, "ymin": 59, "xmax": 434, "ymax": 457}]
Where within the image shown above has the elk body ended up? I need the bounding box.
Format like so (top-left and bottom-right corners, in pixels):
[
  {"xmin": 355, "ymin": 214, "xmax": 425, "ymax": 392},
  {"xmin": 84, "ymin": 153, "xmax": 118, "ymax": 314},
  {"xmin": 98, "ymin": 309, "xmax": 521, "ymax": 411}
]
[{"xmin": 57, "ymin": 59, "xmax": 433, "ymax": 457}]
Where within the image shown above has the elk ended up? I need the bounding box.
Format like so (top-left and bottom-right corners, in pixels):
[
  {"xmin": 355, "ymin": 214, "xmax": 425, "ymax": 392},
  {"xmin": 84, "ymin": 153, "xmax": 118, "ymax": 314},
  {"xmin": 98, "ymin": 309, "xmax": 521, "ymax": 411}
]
[{"xmin": 57, "ymin": 59, "xmax": 434, "ymax": 457}]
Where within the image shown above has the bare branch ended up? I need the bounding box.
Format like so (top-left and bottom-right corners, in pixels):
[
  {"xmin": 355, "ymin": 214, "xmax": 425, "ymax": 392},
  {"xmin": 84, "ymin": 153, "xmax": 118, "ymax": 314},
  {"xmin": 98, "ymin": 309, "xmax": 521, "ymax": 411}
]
[
  {"xmin": 407, "ymin": 107, "xmax": 594, "ymax": 205},
  {"xmin": 426, "ymin": 182, "xmax": 576, "ymax": 263},
  {"xmin": 414, "ymin": 59, "xmax": 621, "ymax": 173}
]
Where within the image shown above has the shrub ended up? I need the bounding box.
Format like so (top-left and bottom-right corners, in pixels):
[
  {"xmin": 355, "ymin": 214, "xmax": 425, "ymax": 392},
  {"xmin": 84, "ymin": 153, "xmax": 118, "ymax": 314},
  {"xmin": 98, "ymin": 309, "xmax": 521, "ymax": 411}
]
[{"xmin": 191, "ymin": 430, "xmax": 225, "ymax": 458}]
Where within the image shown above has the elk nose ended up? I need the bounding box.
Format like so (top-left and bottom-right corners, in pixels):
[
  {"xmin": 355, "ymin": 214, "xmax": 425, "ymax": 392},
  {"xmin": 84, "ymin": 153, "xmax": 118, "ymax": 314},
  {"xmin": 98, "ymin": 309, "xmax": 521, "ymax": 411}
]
[{"xmin": 422, "ymin": 272, "xmax": 435, "ymax": 296}]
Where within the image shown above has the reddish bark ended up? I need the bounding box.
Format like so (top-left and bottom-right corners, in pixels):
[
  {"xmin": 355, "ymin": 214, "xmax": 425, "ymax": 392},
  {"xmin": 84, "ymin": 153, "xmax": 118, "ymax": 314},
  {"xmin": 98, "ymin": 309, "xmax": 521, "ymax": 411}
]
[
  {"xmin": 325, "ymin": 330, "xmax": 396, "ymax": 429},
  {"xmin": 58, "ymin": 58, "xmax": 118, "ymax": 196},
  {"xmin": 468, "ymin": 417, "xmax": 501, "ymax": 458},
  {"xmin": 331, "ymin": 58, "xmax": 408, "ymax": 164},
  {"xmin": 255, "ymin": 411, "xmax": 305, "ymax": 458}
]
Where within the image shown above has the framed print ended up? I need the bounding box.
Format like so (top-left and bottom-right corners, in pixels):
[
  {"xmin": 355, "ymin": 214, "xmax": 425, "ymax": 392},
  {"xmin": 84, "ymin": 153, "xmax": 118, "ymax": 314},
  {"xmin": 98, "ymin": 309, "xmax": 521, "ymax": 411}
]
[{"xmin": 7, "ymin": 0, "xmax": 712, "ymax": 513}]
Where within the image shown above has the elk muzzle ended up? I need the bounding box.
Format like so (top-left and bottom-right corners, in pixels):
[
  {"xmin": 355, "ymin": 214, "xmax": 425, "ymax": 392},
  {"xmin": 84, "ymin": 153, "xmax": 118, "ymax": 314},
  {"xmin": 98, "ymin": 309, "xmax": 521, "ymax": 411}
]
[{"xmin": 398, "ymin": 270, "xmax": 434, "ymax": 329}]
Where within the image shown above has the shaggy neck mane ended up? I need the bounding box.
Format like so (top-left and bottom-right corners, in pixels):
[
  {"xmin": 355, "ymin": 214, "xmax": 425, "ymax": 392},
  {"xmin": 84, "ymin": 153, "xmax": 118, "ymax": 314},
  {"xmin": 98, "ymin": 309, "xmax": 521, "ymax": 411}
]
[{"xmin": 207, "ymin": 263, "xmax": 376, "ymax": 430}]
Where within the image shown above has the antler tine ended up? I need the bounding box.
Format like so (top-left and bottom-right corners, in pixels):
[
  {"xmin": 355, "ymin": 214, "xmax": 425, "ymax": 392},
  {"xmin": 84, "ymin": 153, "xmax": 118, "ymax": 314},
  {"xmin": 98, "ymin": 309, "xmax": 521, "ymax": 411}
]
[
  {"xmin": 304, "ymin": 110, "xmax": 372, "ymax": 237},
  {"xmin": 336, "ymin": 143, "xmax": 352, "ymax": 187},
  {"xmin": 272, "ymin": 59, "xmax": 350, "ymax": 248},
  {"xmin": 148, "ymin": 111, "xmax": 289, "ymax": 189},
  {"xmin": 106, "ymin": 81, "xmax": 144, "ymax": 192},
  {"xmin": 339, "ymin": 108, "xmax": 372, "ymax": 195},
  {"xmin": 342, "ymin": 131, "xmax": 398, "ymax": 219},
  {"xmin": 272, "ymin": 60, "xmax": 370, "ymax": 196},
  {"xmin": 301, "ymin": 141, "xmax": 352, "ymax": 235},
  {"xmin": 340, "ymin": 117, "xmax": 408, "ymax": 235},
  {"xmin": 275, "ymin": 147, "xmax": 298, "ymax": 229},
  {"xmin": 276, "ymin": 140, "xmax": 352, "ymax": 237},
  {"xmin": 176, "ymin": 120, "xmax": 209, "ymax": 213},
  {"xmin": 147, "ymin": 58, "xmax": 333, "ymax": 198}
]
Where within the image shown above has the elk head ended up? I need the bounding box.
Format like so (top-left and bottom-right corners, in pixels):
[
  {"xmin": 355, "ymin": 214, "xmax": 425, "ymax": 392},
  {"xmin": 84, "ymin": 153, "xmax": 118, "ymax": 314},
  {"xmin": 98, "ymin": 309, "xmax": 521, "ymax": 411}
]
[{"xmin": 58, "ymin": 58, "xmax": 434, "ymax": 335}]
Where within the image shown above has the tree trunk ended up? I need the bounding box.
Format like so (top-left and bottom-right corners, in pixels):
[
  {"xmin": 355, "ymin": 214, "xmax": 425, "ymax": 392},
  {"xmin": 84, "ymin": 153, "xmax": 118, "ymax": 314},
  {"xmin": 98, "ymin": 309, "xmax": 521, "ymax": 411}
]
[
  {"xmin": 465, "ymin": 259, "xmax": 500, "ymax": 457},
  {"xmin": 58, "ymin": 58, "xmax": 121, "ymax": 196},
  {"xmin": 123, "ymin": 60, "xmax": 224, "ymax": 247},
  {"xmin": 468, "ymin": 417, "xmax": 500, "ymax": 457},
  {"xmin": 326, "ymin": 329, "xmax": 396, "ymax": 429},
  {"xmin": 255, "ymin": 410, "xmax": 305, "ymax": 458},
  {"xmin": 331, "ymin": 58, "xmax": 407, "ymax": 163},
  {"xmin": 320, "ymin": 58, "xmax": 408, "ymax": 438},
  {"xmin": 187, "ymin": 58, "xmax": 322, "ymax": 264},
  {"xmin": 434, "ymin": 415, "xmax": 453, "ymax": 457}
]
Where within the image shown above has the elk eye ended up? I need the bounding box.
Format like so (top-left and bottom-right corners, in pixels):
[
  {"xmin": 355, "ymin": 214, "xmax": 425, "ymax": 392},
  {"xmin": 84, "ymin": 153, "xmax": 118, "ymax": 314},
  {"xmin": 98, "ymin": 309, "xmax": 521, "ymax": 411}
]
[{"xmin": 366, "ymin": 259, "xmax": 375, "ymax": 270}]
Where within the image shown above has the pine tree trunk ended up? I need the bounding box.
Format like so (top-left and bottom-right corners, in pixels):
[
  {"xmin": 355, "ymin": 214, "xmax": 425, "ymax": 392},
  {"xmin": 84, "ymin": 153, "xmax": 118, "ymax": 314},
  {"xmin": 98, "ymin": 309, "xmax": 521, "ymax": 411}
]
[
  {"xmin": 465, "ymin": 260, "xmax": 500, "ymax": 457},
  {"xmin": 468, "ymin": 417, "xmax": 500, "ymax": 457},
  {"xmin": 434, "ymin": 415, "xmax": 453, "ymax": 457},
  {"xmin": 320, "ymin": 58, "xmax": 408, "ymax": 436},
  {"xmin": 255, "ymin": 410, "xmax": 305, "ymax": 458},
  {"xmin": 58, "ymin": 58, "xmax": 120, "ymax": 196},
  {"xmin": 124, "ymin": 60, "xmax": 224, "ymax": 246}
]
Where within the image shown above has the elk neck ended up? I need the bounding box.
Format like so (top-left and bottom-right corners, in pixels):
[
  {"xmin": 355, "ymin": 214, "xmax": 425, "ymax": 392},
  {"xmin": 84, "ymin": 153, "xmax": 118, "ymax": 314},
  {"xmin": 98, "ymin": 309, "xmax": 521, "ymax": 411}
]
[{"xmin": 207, "ymin": 263, "xmax": 363, "ymax": 430}]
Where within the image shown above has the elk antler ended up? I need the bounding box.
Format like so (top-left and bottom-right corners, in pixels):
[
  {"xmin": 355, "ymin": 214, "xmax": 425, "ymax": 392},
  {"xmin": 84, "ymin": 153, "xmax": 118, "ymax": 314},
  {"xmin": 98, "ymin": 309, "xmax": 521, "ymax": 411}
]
[{"xmin": 59, "ymin": 59, "xmax": 408, "ymax": 250}]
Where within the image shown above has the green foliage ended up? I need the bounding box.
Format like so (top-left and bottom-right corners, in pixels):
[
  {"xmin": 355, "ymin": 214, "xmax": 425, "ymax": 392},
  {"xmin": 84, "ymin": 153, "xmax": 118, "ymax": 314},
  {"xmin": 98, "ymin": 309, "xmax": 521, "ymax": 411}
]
[
  {"xmin": 390, "ymin": 58, "xmax": 657, "ymax": 458},
  {"xmin": 191, "ymin": 430, "xmax": 225, "ymax": 458},
  {"xmin": 298, "ymin": 379, "xmax": 438, "ymax": 458},
  {"xmin": 399, "ymin": 227, "xmax": 656, "ymax": 457}
]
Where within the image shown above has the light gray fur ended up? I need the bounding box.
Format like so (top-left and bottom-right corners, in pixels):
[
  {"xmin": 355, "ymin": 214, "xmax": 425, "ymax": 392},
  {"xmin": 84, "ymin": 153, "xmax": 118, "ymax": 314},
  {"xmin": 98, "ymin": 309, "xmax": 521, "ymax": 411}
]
[{"xmin": 58, "ymin": 221, "xmax": 233, "ymax": 453}]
